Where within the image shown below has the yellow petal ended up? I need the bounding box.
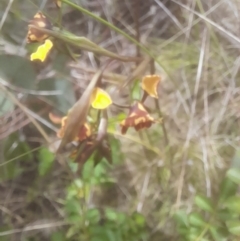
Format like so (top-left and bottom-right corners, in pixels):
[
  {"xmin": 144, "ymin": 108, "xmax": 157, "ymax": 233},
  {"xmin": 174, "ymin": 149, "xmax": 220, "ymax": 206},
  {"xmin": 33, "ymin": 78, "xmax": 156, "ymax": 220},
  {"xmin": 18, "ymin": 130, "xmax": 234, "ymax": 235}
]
[
  {"xmin": 91, "ymin": 87, "xmax": 112, "ymax": 110},
  {"xmin": 30, "ymin": 39, "xmax": 53, "ymax": 62},
  {"xmin": 141, "ymin": 75, "xmax": 161, "ymax": 98}
]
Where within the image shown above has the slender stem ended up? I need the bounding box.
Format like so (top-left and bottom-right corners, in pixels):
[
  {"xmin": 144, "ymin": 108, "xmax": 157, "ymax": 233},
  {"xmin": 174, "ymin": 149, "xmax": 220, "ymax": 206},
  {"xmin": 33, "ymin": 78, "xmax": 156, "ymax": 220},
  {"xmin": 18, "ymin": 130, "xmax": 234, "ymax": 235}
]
[
  {"xmin": 150, "ymin": 58, "xmax": 155, "ymax": 74},
  {"xmin": 0, "ymin": 84, "xmax": 51, "ymax": 144},
  {"xmin": 0, "ymin": 146, "xmax": 42, "ymax": 167},
  {"xmin": 150, "ymin": 59, "xmax": 169, "ymax": 146},
  {"xmin": 140, "ymin": 92, "xmax": 148, "ymax": 103},
  {"xmin": 155, "ymin": 99, "xmax": 169, "ymax": 146},
  {"xmin": 112, "ymin": 102, "xmax": 131, "ymax": 109},
  {"xmin": 133, "ymin": 0, "xmax": 140, "ymax": 59},
  {"xmin": 55, "ymin": 2, "xmax": 63, "ymax": 29}
]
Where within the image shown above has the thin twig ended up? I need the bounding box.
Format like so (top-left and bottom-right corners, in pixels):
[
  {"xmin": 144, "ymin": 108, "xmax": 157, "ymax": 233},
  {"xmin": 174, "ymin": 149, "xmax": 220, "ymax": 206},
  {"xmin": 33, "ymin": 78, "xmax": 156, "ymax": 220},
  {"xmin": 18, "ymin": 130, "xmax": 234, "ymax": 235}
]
[
  {"xmin": 134, "ymin": 0, "xmax": 140, "ymax": 59},
  {"xmin": 0, "ymin": 84, "xmax": 51, "ymax": 144},
  {"xmin": 0, "ymin": 221, "xmax": 67, "ymax": 237}
]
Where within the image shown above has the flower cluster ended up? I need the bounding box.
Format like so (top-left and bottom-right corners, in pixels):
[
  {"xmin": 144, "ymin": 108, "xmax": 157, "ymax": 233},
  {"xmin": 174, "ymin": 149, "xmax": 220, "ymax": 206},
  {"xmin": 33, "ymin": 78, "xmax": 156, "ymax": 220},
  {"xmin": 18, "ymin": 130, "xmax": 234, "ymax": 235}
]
[
  {"xmin": 26, "ymin": 13, "xmax": 113, "ymax": 110},
  {"xmin": 49, "ymin": 110, "xmax": 112, "ymax": 163},
  {"xmin": 26, "ymin": 10, "xmax": 162, "ymax": 164},
  {"xmin": 27, "ymin": 12, "xmax": 53, "ymax": 62},
  {"xmin": 49, "ymin": 112, "xmax": 91, "ymax": 142},
  {"xmin": 120, "ymin": 75, "xmax": 161, "ymax": 134}
]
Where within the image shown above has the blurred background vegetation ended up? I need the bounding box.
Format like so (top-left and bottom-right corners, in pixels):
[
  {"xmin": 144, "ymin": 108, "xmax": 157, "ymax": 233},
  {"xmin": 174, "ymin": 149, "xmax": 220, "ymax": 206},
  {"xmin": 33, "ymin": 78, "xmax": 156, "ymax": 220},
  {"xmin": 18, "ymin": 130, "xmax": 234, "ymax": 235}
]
[{"xmin": 1, "ymin": 0, "xmax": 240, "ymax": 240}]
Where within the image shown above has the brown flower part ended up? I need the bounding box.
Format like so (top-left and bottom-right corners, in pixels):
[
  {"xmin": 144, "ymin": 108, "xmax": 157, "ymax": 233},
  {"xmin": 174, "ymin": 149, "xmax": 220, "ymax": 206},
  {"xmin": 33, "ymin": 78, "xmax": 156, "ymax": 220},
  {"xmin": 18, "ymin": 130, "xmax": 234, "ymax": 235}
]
[
  {"xmin": 56, "ymin": 116, "xmax": 67, "ymax": 139},
  {"xmin": 27, "ymin": 12, "xmax": 52, "ymax": 43},
  {"xmin": 48, "ymin": 112, "xmax": 62, "ymax": 124},
  {"xmin": 71, "ymin": 136, "xmax": 112, "ymax": 168},
  {"xmin": 120, "ymin": 102, "xmax": 155, "ymax": 134},
  {"xmin": 70, "ymin": 138, "xmax": 94, "ymax": 161},
  {"xmin": 49, "ymin": 113, "xmax": 91, "ymax": 142},
  {"xmin": 141, "ymin": 75, "xmax": 161, "ymax": 98},
  {"xmin": 77, "ymin": 122, "xmax": 91, "ymax": 142}
]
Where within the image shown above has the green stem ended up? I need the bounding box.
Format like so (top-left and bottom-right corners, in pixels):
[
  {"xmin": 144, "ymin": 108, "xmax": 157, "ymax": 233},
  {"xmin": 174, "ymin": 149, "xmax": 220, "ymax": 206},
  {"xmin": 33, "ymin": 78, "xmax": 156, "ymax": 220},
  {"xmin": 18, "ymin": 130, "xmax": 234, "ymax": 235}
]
[
  {"xmin": 150, "ymin": 59, "xmax": 169, "ymax": 147},
  {"xmin": 133, "ymin": 0, "xmax": 140, "ymax": 59}
]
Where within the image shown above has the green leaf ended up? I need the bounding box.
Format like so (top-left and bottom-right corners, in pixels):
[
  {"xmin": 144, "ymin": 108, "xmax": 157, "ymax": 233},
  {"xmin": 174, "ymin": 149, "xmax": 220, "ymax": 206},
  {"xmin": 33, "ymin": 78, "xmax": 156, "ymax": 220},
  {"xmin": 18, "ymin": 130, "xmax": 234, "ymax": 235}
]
[
  {"xmin": 68, "ymin": 162, "xmax": 78, "ymax": 173},
  {"xmin": 86, "ymin": 208, "xmax": 101, "ymax": 224},
  {"xmin": 177, "ymin": 226, "xmax": 188, "ymax": 236},
  {"xmin": 187, "ymin": 228, "xmax": 210, "ymax": 241},
  {"xmin": 90, "ymin": 226, "xmax": 110, "ymax": 241},
  {"xmin": 82, "ymin": 157, "xmax": 94, "ymax": 181},
  {"xmin": 93, "ymin": 161, "xmax": 107, "ymax": 178},
  {"xmin": 131, "ymin": 78, "xmax": 141, "ymax": 101},
  {"xmin": 52, "ymin": 52, "xmax": 70, "ymax": 73},
  {"xmin": 4, "ymin": 133, "xmax": 33, "ymax": 162},
  {"xmin": 115, "ymin": 213, "xmax": 127, "ymax": 226},
  {"xmin": 65, "ymin": 198, "xmax": 82, "ymax": 223},
  {"xmin": 54, "ymin": 78, "xmax": 76, "ymax": 112},
  {"xmin": 189, "ymin": 212, "xmax": 206, "ymax": 227},
  {"xmin": 107, "ymin": 112, "xmax": 126, "ymax": 133},
  {"xmin": 66, "ymin": 226, "xmax": 79, "ymax": 239},
  {"xmin": 38, "ymin": 147, "xmax": 55, "ymax": 176},
  {"xmin": 230, "ymin": 149, "xmax": 240, "ymax": 169},
  {"xmin": 186, "ymin": 227, "xmax": 201, "ymax": 240},
  {"xmin": 0, "ymin": 55, "xmax": 36, "ymax": 89},
  {"xmin": 108, "ymin": 137, "xmax": 123, "ymax": 165},
  {"xmin": 226, "ymin": 220, "xmax": 240, "ymax": 235},
  {"xmin": 2, "ymin": 134, "xmax": 32, "ymax": 181},
  {"xmin": 210, "ymin": 226, "xmax": 228, "ymax": 241},
  {"xmin": 106, "ymin": 229, "xmax": 118, "ymax": 241},
  {"xmin": 219, "ymin": 177, "xmax": 238, "ymax": 203},
  {"xmin": 132, "ymin": 212, "xmax": 146, "ymax": 227},
  {"xmin": 226, "ymin": 168, "xmax": 240, "ymax": 185},
  {"xmin": 51, "ymin": 231, "xmax": 66, "ymax": 241},
  {"xmin": 0, "ymin": 160, "xmax": 22, "ymax": 182},
  {"xmin": 105, "ymin": 208, "xmax": 118, "ymax": 221},
  {"xmin": 195, "ymin": 195, "xmax": 214, "ymax": 213},
  {"xmin": 38, "ymin": 77, "xmax": 76, "ymax": 113},
  {"xmin": 0, "ymin": 90, "xmax": 14, "ymax": 117},
  {"xmin": 174, "ymin": 210, "xmax": 189, "ymax": 227},
  {"xmin": 66, "ymin": 179, "xmax": 90, "ymax": 200},
  {"xmin": 218, "ymin": 208, "xmax": 234, "ymax": 221},
  {"xmin": 0, "ymin": 226, "xmax": 12, "ymax": 241},
  {"xmin": 224, "ymin": 196, "xmax": 240, "ymax": 214}
]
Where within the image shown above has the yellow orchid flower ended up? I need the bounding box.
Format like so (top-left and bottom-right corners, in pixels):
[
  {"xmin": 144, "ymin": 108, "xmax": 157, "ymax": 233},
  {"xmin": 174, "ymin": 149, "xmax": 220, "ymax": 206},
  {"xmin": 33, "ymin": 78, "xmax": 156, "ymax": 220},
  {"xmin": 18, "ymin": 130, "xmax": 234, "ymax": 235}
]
[
  {"xmin": 91, "ymin": 87, "xmax": 112, "ymax": 110},
  {"xmin": 30, "ymin": 39, "xmax": 53, "ymax": 62},
  {"xmin": 141, "ymin": 75, "xmax": 161, "ymax": 98}
]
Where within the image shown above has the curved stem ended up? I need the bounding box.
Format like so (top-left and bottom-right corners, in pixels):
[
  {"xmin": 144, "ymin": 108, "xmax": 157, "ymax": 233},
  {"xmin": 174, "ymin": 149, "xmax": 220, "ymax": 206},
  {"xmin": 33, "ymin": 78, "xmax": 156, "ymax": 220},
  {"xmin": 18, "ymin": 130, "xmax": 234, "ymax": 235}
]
[{"xmin": 112, "ymin": 102, "xmax": 130, "ymax": 109}]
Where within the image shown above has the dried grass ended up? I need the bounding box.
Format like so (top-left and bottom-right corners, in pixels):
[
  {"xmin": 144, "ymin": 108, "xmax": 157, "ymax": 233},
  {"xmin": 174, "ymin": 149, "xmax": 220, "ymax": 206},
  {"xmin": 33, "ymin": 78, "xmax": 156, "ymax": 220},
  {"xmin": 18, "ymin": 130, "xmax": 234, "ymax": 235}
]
[{"xmin": 1, "ymin": 0, "xmax": 240, "ymax": 240}]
